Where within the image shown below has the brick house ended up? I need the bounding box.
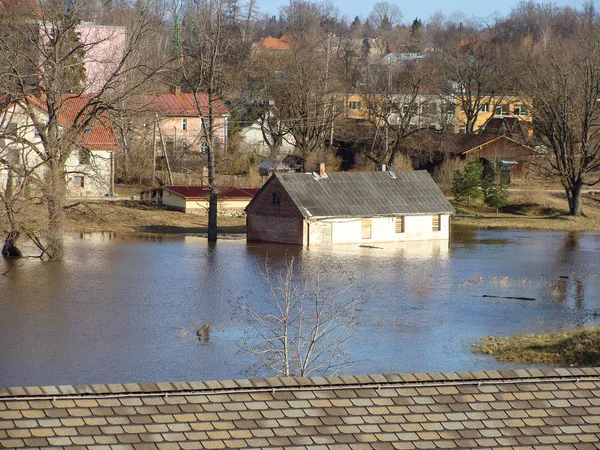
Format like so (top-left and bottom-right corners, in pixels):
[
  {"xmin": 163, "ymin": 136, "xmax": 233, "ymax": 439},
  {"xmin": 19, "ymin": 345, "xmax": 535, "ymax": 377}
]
[{"xmin": 245, "ymin": 166, "xmax": 455, "ymax": 246}]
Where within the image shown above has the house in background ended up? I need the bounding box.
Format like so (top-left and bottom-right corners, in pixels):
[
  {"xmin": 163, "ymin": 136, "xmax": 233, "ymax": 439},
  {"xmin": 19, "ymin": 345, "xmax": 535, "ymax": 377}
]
[
  {"xmin": 141, "ymin": 185, "xmax": 258, "ymax": 215},
  {"xmin": 246, "ymin": 165, "xmax": 455, "ymax": 246},
  {"xmin": 405, "ymin": 130, "xmax": 535, "ymax": 182},
  {"xmin": 0, "ymin": 95, "xmax": 116, "ymax": 198},
  {"xmin": 146, "ymin": 90, "xmax": 230, "ymax": 154},
  {"xmin": 342, "ymin": 92, "xmax": 455, "ymax": 131}
]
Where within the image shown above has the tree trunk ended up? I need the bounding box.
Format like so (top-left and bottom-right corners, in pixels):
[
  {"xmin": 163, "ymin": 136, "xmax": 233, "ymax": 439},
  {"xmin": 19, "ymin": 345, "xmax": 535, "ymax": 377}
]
[
  {"xmin": 2, "ymin": 231, "xmax": 22, "ymax": 258},
  {"xmin": 206, "ymin": 117, "xmax": 218, "ymax": 242},
  {"xmin": 45, "ymin": 157, "xmax": 66, "ymax": 260},
  {"xmin": 566, "ymin": 182, "xmax": 583, "ymax": 216}
]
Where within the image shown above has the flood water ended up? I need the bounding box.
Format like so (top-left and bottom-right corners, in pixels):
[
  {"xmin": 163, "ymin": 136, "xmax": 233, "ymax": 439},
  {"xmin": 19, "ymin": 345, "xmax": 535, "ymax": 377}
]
[{"xmin": 1, "ymin": 227, "xmax": 599, "ymax": 388}]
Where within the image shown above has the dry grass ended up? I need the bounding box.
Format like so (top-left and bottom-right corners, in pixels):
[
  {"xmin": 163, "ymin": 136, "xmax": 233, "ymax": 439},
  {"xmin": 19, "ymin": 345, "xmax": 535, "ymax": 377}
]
[
  {"xmin": 473, "ymin": 328, "xmax": 600, "ymax": 366},
  {"xmin": 452, "ymin": 190, "xmax": 600, "ymax": 232},
  {"xmin": 6, "ymin": 200, "xmax": 247, "ymax": 236}
]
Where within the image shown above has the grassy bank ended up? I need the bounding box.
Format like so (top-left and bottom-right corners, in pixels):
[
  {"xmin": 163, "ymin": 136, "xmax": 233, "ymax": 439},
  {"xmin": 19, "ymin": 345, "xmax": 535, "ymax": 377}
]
[
  {"xmin": 452, "ymin": 190, "xmax": 600, "ymax": 232},
  {"xmin": 473, "ymin": 328, "xmax": 600, "ymax": 366}
]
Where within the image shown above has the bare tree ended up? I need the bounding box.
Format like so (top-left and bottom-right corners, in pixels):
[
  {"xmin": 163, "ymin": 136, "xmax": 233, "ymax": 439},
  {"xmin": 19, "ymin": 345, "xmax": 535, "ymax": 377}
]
[
  {"xmin": 179, "ymin": 0, "xmax": 251, "ymax": 241},
  {"xmin": 441, "ymin": 30, "xmax": 503, "ymax": 133},
  {"xmin": 240, "ymin": 257, "xmax": 360, "ymax": 377},
  {"xmin": 267, "ymin": 1, "xmax": 340, "ymax": 166},
  {"xmin": 362, "ymin": 60, "xmax": 445, "ymax": 168},
  {"xmin": 517, "ymin": 17, "xmax": 600, "ymax": 216}
]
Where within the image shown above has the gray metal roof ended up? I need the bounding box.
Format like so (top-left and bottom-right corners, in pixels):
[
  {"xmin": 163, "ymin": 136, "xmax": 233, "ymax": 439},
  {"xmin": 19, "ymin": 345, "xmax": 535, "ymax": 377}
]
[{"xmin": 275, "ymin": 170, "xmax": 455, "ymax": 218}]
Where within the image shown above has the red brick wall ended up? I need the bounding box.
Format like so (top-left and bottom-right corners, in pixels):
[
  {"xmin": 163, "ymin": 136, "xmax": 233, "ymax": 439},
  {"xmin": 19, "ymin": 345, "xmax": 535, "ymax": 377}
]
[
  {"xmin": 246, "ymin": 176, "xmax": 306, "ymax": 244},
  {"xmin": 247, "ymin": 215, "xmax": 305, "ymax": 245}
]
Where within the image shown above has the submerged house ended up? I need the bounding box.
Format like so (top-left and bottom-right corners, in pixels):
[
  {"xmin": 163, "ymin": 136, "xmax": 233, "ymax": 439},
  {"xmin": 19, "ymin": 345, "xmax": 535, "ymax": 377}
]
[{"xmin": 246, "ymin": 165, "xmax": 455, "ymax": 246}]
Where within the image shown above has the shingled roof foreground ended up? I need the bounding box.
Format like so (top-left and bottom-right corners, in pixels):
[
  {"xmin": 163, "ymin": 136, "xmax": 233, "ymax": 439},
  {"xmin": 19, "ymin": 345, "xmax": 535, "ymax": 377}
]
[
  {"xmin": 1, "ymin": 368, "xmax": 600, "ymax": 449},
  {"xmin": 266, "ymin": 171, "xmax": 456, "ymax": 218}
]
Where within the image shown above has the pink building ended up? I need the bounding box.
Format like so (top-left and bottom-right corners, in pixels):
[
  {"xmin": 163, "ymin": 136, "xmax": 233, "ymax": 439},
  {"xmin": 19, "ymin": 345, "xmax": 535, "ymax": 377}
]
[{"xmin": 77, "ymin": 25, "xmax": 127, "ymax": 94}]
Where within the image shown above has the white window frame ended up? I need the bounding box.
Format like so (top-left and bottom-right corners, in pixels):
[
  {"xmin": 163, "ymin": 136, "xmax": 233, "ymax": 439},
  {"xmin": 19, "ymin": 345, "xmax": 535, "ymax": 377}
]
[{"xmin": 182, "ymin": 117, "xmax": 188, "ymax": 131}]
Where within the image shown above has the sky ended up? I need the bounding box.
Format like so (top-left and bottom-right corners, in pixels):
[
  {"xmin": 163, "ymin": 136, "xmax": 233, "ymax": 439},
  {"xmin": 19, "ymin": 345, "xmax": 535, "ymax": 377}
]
[{"xmin": 256, "ymin": 0, "xmax": 588, "ymax": 25}]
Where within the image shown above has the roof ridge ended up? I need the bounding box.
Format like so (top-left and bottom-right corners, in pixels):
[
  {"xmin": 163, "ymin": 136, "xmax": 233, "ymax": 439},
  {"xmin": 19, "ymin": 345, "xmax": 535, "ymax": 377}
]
[{"xmin": 2, "ymin": 367, "xmax": 598, "ymax": 400}]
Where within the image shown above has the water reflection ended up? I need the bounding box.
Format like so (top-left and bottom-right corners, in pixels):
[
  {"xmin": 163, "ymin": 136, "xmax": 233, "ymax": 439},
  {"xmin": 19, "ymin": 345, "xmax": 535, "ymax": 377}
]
[{"xmin": 0, "ymin": 227, "xmax": 599, "ymax": 388}]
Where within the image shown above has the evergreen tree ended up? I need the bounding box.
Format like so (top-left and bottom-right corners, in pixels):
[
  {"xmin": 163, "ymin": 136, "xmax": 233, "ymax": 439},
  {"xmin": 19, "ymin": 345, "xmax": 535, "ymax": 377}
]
[
  {"xmin": 482, "ymin": 167, "xmax": 509, "ymax": 214},
  {"xmin": 452, "ymin": 158, "xmax": 484, "ymax": 206}
]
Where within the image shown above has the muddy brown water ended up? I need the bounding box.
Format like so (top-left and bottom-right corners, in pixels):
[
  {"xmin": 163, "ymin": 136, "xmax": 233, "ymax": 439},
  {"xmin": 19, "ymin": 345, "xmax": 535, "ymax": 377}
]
[{"xmin": 0, "ymin": 227, "xmax": 599, "ymax": 388}]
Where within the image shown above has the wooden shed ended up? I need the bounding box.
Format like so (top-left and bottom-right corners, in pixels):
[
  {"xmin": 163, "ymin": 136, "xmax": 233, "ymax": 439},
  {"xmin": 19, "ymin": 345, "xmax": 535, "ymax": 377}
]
[{"xmin": 245, "ymin": 167, "xmax": 455, "ymax": 246}]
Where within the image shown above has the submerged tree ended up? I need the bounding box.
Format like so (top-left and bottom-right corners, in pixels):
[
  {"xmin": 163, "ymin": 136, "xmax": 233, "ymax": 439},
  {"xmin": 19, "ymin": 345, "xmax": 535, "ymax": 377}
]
[
  {"xmin": 240, "ymin": 257, "xmax": 360, "ymax": 377},
  {"xmin": 0, "ymin": 0, "xmax": 168, "ymax": 259},
  {"xmin": 179, "ymin": 0, "xmax": 252, "ymax": 241}
]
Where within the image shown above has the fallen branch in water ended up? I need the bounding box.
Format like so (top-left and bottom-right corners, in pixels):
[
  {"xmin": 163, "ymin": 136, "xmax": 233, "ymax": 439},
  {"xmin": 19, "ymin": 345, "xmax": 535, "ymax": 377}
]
[{"xmin": 481, "ymin": 294, "xmax": 536, "ymax": 301}]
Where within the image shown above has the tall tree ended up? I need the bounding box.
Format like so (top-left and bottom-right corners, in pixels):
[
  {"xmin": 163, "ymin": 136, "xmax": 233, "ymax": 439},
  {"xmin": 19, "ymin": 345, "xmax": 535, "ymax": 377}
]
[
  {"xmin": 441, "ymin": 32, "xmax": 503, "ymax": 133},
  {"xmin": 179, "ymin": 0, "xmax": 251, "ymax": 241},
  {"xmin": 517, "ymin": 17, "xmax": 600, "ymax": 216}
]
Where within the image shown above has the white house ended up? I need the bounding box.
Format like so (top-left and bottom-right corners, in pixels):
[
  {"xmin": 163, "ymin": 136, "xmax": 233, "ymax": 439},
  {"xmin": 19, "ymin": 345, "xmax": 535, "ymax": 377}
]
[
  {"xmin": 246, "ymin": 165, "xmax": 455, "ymax": 246},
  {"xmin": 0, "ymin": 96, "xmax": 116, "ymax": 198}
]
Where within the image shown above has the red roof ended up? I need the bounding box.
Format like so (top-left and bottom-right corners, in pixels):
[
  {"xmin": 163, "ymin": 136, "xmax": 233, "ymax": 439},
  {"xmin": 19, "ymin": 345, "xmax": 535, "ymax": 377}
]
[
  {"xmin": 26, "ymin": 95, "xmax": 118, "ymax": 150},
  {"xmin": 146, "ymin": 93, "xmax": 229, "ymax": 117},
  {"xmin": 258, "ymin": 36, "xmax": 293, "ymax": 51},
  {"xmin": 165, "ymin": 186, "xmax": 259, "ymax": 199}
]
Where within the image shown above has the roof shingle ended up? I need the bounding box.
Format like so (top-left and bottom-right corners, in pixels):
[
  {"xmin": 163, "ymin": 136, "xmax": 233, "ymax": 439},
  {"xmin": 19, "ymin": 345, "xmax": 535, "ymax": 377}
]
[
  {"xmin": 265, "ymin": 170, "xmax": 455, "ymax": 218},
  {"xmin": 1, "ymin": 368, "xmax": 599, "ymax": 449}
]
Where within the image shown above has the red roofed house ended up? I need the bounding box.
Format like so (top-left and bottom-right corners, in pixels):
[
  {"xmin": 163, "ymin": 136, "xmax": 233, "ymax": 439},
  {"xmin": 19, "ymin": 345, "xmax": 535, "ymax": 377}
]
[
  {"xmin": 141, "ymin": 185, "xmax": 259, "ymax": 215},
  {"xmin": 146, "ymin": 90, "xmax": 230, "ymax": 154},
  {"xmin": 0, "ymin": 95, "xmax": 117, "ymax": 197}
]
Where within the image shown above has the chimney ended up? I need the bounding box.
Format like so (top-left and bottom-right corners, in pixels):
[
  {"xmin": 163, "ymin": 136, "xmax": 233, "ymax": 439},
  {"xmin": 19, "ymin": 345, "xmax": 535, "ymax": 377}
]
[
  {"xmin": 316, "ymin": 163, "xmax": 326, "ymax": 177},
  {"xmin": 378, "ymin": 164, "xmax": 387, "ymax": 171},
  {"xmin": 173, "ymin": 85, "xmax": 181, "ymax": 95}
]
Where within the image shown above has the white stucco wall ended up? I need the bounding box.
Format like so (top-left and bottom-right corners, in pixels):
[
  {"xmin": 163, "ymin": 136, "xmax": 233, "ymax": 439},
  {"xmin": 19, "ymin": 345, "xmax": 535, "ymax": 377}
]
[
  {"xmin": 65, "ymin": 149, "xmax": 113, "ymax": 197},
  {"xmin": 306, "ymin": 214, "xmax": 451, "ymax": 246},
  {"xmin": 239, "ymin": 121, "xmax": 295, "ymax": 157}
]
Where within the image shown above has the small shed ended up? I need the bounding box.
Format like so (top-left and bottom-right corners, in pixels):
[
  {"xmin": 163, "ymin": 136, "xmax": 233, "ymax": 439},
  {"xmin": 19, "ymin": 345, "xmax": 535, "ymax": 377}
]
[
  {"xmin": 245, "ymin": 166, "xmax": 455, "ymax": 246},
  {"xmin": 142, "ymin": 185, "xmax": 259, "ymax": 215}
]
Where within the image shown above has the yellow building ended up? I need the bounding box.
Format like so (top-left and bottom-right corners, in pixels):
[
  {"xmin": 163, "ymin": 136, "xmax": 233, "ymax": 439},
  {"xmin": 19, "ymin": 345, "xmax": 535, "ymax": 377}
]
[{"xmin": 455, "ymin": 95, "xmax": 532, "ymax": 133}]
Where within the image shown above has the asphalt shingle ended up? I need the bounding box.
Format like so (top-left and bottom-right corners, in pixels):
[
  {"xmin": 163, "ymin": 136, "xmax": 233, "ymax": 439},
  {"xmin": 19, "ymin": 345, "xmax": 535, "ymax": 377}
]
[{"xmin": 1, "ymin": 368, "xmax": 600, "ymax": 449}]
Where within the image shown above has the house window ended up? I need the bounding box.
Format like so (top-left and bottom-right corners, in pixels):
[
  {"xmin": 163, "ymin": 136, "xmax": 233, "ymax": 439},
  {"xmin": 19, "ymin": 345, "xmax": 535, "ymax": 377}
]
[
  {"xmin": 514, "ymin": 105, "xmax": 528, "ymax": 116},
  {"xmin": 432, "ymin": 215, "xmax": 441, "ymax": 231},
  {"xmin": 79, "ymin": 149, "xmax": 90, "ymax": 165},
  {"xmin": 395, "ymin": 216, "xmax": 405, "ymax": 234},
  {"xmin": 494, "ymin": 105, "xmax": 508, "ymax": 116},
  {"xmin": 479, "ymin": 103, "xmax": 490, "ymax": 113},
  {"xmin": 74, "ymin": 176, "xmax": 85, "ymax": 188},
  {"xmin": 442, "ymin": 103, "xmax": 455, "ymax": 115},
  {"xmin": 361, "ymin": 219, "xmax": 372, "ymax": 239},
  {"xmin": 182, "ymin": 117, "xmax": 188, "ymax": 131},
  {"xmin": 200, "ymin": 141, "xmax": 208, "ymax": 154},
  {"xmin": 348, "ymin": 101, "xmax": 361, "ymax": 111},
  {"xmin": 272, "ymin": 192, "xmax": 281, "ymax": 205}
]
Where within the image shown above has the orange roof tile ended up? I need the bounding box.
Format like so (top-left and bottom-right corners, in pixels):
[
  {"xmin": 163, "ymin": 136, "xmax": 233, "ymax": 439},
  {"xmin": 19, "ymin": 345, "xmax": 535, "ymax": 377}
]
[
  {"xmin": 146, "ymin": 92, "xmax": 229, "ymax": 117},
  {"xmin": 258, "ymin": 36, "xmax": 293, "ymax": 51},
  {"xmin": 25, "ymin": 95, "xmax": 118, "ymax": 150}
]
